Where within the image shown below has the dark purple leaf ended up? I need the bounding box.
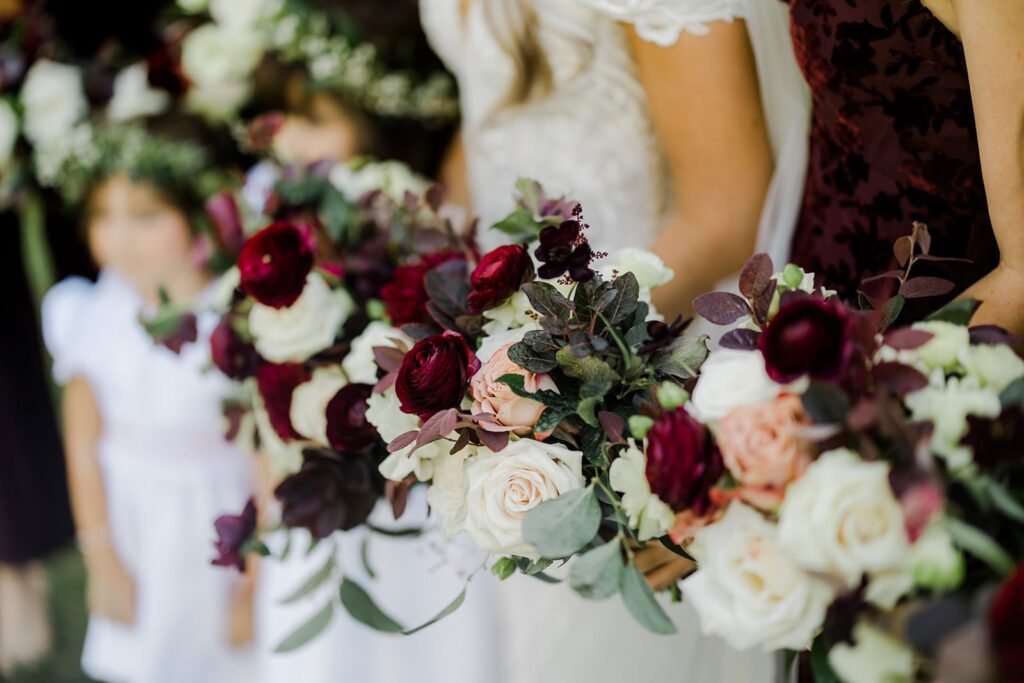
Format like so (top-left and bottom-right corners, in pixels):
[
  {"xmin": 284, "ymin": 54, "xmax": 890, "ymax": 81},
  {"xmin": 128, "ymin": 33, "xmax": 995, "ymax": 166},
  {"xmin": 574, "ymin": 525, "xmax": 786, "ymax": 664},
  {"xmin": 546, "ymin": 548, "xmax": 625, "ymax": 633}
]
[
  {"xmin": 862, "ymin": 269, "xmax": 905, "ymax": 284},
  {"xmin": 872, "ymin": 362, "xmax": 929, "ymax": 395},
  {"xmin": 692, "ymin": 292, "xmax": 752, "ymax": 326},
  {"xmin": 914, "ymin": 255, "xmax": 972, "ymax": 264},
  {"xmin": 751, "ymin": 278, "xmax": 777, "ymax": 325},
  {"xmin": 476, "ymin": 428, "xmax": 510, "ymax": 452},
  {"xmin": 374, "ymin": 370, "xmax": 398, "ymax": 394},
  {"xmin": 388, "ymin": 430, "xmax": 419, "ymax": 453},
  {"xmin": 416, "ymin": 408, "xmax": 460, "ymax": 445},
  {"xmin": 894, "ymin": 236, "xmax": 914, "ymax": 267},
  {"xmin": 969, "ymin": 325, "xmax": 1021, "ymax": 346},
  {"xmin": 913, "ymin": 222, "xmax": 932, "ymax": 256},
  {"xmin": 738, "ymin": 253, "xmax": 773, "ymax": 299},
  {"xmin": 847, "ymin": 398, "xmax": 880, "ymax": 431},
  {"xmin": 884, "ymin": 327, "xmax": 934, "ymax": 351},
  {"xmin": 425, "ymin": 184, "xmax": 444, "ymax": 212},
  {"xmin": 719, "ymin": 328, "xmax": 760, "ymax": 351},
  {"xmin": 900, "ymin": 277, "xmax": 956, "ymax": 300},
  {"xmin": 450, "ymin": 429, "xmax": 473, "ymax": 455},
  {"xmin": 387, "ymin": 479, "xmax": 412, "ymax": 520},
  {"xmin": 598, "ymin": 411, "xmax": 625, "ymax": 443},
  {"xmin": 373, "ymin": 346, "xmax": 406, "ymax": 373},
  {"xmin": 399, "ymin": 323, "xmax": 438, "ymax": 342}
]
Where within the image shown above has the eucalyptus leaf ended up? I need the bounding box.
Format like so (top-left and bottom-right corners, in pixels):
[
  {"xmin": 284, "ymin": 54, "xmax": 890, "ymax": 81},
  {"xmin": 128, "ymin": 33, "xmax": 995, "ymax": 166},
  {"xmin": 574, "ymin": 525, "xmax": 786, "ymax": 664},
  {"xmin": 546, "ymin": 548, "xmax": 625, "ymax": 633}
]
[
  {"xmin": 402, "ymin": 588, "xmax": 468, "ymax": 635},
  {"xmin": 577, "ymin": 396, "xmax": 602, "ymax": 427},
  {"xmin": 339, "ymin": 579, "xmax": 405, "ymax": 633},
  {"xmin": 508, "ymin": 341, "xmax": 558, "ymax": 373},
  {"xmin": 522, "ymin": 486, "xmax": 602, "ymax": 558},
  {"xmin": 493, "ymin": 208, "xmax": 544, "ymax": 242},
  {"xmin": 280, "ymin": 555, "xmax": 335, "ymax": 605},
  {"xmin": 619, "ymin": 564, "xmax": 677, "ymax": 635},
  {"xmin": 944, "ymin": 517, "xmax": 1015, "ymax": 576},
  {"xmin": 569, "ymin": 538, "xmax": 624, "ymax": 600},
  {"xmin": 597, "ymin": 273, "xmax": 640, "ymax": 324},
  {"xmin": 581, "ymin": 425, "xmax": 609, "ymax": 467},
  {"xmin": 926, "ymin": 298, "xmax": 981, "ymax": 326},
  {"xmin": 274, "ymin": 601, "xmax": 334, "ymax": 653},
  {"xmin": 987, "ymin": 479, "xmax": 1024, "ymax": 524}
]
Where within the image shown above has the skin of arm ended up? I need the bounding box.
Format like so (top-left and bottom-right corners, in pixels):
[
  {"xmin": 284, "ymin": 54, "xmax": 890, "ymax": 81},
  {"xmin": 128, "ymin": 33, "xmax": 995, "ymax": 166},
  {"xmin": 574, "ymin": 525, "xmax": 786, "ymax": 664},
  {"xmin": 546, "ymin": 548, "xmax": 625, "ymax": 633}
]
[{"xmin": 636, "ymin": 20, "xmax": 775, "ymax": 319}]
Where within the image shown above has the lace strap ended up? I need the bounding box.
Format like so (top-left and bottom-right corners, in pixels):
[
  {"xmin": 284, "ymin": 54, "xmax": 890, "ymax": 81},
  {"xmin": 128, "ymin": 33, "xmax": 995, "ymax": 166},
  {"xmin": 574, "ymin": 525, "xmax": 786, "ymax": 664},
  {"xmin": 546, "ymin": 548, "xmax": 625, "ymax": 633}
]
[{"xmin": 581, "ymin": 0, "xmax": 746, "ymax": 45}]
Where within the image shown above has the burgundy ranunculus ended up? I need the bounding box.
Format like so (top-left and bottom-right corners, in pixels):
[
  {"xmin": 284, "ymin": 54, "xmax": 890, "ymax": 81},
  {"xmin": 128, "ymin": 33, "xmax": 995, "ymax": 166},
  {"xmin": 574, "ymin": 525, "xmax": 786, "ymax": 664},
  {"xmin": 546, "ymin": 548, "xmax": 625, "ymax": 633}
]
[
  {"xmin": 238, "ymin": 221, "xmax": 315, "ymax": 309},
  {"xmin": 210, "ymin": 318, "xmax": 257, "ymax": 380},
  {"xmin": 325, "ymin": 384, "xmax": 379, "ymax": 453},
  {"xmin": 380, "ymin": 251, "xmax": 460, "ymax": 325},
  {"xmin": 256, "ymin": 362, "xmax": 310, "ymax": 441},
  {"xmin": 534, "ymin": 220, "xmax": 595, "ymax": 282},
  {"xmin": 275, "ymin": 449, "xmax": 384, "ymax": 538},
  {"xmin": 212, "ymin": 498, "xmax": 257, "ymax": 572},
  {"xmin": 990, "ymin": 564, "xmax": 1024, "ymax": 681},
  {"xmin": 205, "ymin": 192, "xmax": 245, "ymax": 257},
  {"xmin": 645, "ymin": 406, "xmax": 724, "ymax": 515},
  {"xmin": 758, "ymin": 295, "xmax": 856, "ymax": 384},
  {"xmin": 396, "ymin": 331, "xmax": 480, "ymax": 421},
  {"xmin": 467, "ymin": 244, "xmax": 533, "ymax": 313}
]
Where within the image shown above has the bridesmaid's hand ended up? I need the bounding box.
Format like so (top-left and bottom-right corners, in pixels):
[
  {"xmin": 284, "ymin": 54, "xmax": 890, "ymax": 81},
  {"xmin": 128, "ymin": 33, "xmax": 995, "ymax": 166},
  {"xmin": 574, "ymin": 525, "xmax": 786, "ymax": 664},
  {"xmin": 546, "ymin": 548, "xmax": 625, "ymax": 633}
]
[
  {"xmin": 634, "ymin": 544, "xmax": 695, "ymax": 592},
  {"xmin": 85, "ymin": 551, "xmax": 136, "ymax": 626},
  {"xmin": 227, "ymin": 574, "xmax": 255, "ymax": 648}
]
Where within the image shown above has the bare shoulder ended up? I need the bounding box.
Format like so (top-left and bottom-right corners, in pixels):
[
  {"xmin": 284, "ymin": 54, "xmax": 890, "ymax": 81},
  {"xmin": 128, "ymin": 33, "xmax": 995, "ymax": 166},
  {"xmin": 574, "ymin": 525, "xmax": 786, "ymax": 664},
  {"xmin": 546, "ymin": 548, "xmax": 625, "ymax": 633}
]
[{"xmin": 921, "ymin": 0, "xmax": 959, "ymax": 36}]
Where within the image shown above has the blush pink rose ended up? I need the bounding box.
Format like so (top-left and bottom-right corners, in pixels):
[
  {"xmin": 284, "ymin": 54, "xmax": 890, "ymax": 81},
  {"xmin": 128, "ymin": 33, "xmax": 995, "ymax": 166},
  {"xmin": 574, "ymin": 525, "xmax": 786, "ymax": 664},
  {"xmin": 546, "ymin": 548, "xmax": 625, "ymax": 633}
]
[
  {"xmin": 717, "ymin": 394, "xmax": 812, "ymax": 490},
  {"xmin": 471, "ymin": 342, "xmax": 557, "ymax": 437}
]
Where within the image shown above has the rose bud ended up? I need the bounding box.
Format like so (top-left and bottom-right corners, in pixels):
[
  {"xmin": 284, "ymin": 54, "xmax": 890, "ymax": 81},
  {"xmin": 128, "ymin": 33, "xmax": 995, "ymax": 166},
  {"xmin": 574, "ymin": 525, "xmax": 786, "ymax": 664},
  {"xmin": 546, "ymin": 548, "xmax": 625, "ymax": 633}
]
[
  {"xmin": 467, "ymin": 245, "xmax": 534, "ymax": 313},
  {"xmin": 758, "ymin": 295, "xmax": 856, "ymax": 384},
  {"xmin": 990, "ymin": 564, "xmax": 1024, "ymax": 682},
  {"xmin": 645, "ymin": 406, "xmax": 724, "ymax": 515},
  {"xmin": 325, "ymin": 383, "xmax": 379, "ymax": 453},
  {"xmin": 396, "ymin": 331, "xmax": 480, "ymax": 421},
  {"xmin": 380, "ymin": 251, "xmax": 461, "ymax": 326},
  {"xmin": 238, "ymin": 221, "xmax": 315, "ymax": 309},
  {"xmin": 205, "ymin": 191, "xmax": 245, "ymax": 257},
  {"xmin": 256, "ymin": 362, "xmax": 311, "ymax": 441},
  {"xmin": 211, "ymin": 498, "xmax": 257, "ymax": 572},
  {"xmin": 210, "ymin": 317, "xmax": 257, "ymax": 380},
  {"xmin": 275, "ymin": 449, "xmax": 384, "ymax": 538}
]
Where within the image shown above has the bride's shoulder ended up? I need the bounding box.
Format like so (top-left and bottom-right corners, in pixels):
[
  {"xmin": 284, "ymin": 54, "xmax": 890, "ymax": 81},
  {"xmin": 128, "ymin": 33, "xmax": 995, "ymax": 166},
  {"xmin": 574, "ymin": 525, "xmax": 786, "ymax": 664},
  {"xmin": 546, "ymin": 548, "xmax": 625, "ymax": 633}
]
[{"xmin": 579, "ymin": 0, "xmax": 747, "ymax": 44}]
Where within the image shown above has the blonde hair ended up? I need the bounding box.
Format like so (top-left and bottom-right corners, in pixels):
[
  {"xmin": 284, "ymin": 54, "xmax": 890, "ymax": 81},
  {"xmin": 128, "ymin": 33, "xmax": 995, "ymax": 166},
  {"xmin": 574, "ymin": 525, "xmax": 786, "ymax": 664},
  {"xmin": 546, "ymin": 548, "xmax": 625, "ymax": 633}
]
[{"xmin": 481, "ymin": 0, "xmax": 552, "ymax": 107}]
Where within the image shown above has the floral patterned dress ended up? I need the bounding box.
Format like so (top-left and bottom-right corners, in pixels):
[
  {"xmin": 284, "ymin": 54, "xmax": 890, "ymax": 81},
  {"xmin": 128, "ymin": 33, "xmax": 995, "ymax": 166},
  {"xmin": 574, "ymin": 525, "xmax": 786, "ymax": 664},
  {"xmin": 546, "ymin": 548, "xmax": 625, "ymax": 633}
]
[{"xmin": 786, "ymin": 0, "xmax": 998, "ymax": 320}]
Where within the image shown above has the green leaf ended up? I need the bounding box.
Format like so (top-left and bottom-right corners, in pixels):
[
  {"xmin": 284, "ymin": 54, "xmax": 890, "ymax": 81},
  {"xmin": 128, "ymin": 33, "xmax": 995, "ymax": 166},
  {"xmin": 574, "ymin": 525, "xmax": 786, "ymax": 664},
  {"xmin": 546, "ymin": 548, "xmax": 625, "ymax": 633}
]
[
  {"xmin": 581, "ymin": 425, "xmax": 609, "ymax": 468},
  {"xmin": 1001, "ymin": 377, "xmax": 1024, "ymax": 409},
  {"xmin": 619, "ymin": 564, "xmax": 677, "ymax": 635},
  {"xmin": 401, "ymin": 588, "xmax": 467, "ymax": 635},
  {"xmin": 576, "ymin": 396, "xmax": 602, "ymax": 427},
  {"xmin": 944, "ymin": 517, "xmax": 1015, "ymax": 576},
  {"xmin": 522, "ymin": 486, "xmax": 602, "ymax": 558},
  {"xmin": 659, "ymin": 537, "xmax": 696, "ymax": 563},
  {"xmin": 339, "ymin": 579, "xmax": 405, "ymax": 633},
  {"xmin": 926, "ymin": 298, "xmax": 981, "ymax": 326},
  {"xmin": 360, "ymin": 536, "xmax": 376, "ymax": 580},
  {"xmin": 274, "ymin": 601, "xmax": 334, "ymax": 653},
  {"xmin": 987, "ymin": 479, "xmax": 1024, "ymax": 525},
  {"xmin": 321, "ymin": 188, "xmax": 357, "ymax": 245},
  {"xmin": 569, "ymin": 538, "xmax": 624, "ymax": 600},
  {"xmin": 629, "ymin": 415, "xmax": 655, "ymax": 440},
  {"xmin": 654, "ymin": 335, "xmax": 709, "ymax": 380},
  {"xmin": 366, "ymin": 524, "xmax": 424, "ymax": 538},
  {"xmin": 492, "ymin": 208, "xmax": 544, "ymax": 242},
  {"xmin": 279, "ymin": 555, "xmax": 335, "ymax": 605},
  {"xmin": 809, "ymin": 635, "xmax": 840, "ymax": 683},
  {"xmin": 492, "ymin": 557, "xmax": 517, "ymax": 581},
  {"xmin": 521, "ymin": 282, "xmax": 575, "ymax": 319},
  {"xmin": 555, "ymin": 348, "xmax": 620, "ymax": 383},
  {"xmin": 880, "ymin": 294, "xmax": 906, "ymax": 331},
  {"xmin": 515, "ymin": 177, "xmax": 544, "ymax": 214}
]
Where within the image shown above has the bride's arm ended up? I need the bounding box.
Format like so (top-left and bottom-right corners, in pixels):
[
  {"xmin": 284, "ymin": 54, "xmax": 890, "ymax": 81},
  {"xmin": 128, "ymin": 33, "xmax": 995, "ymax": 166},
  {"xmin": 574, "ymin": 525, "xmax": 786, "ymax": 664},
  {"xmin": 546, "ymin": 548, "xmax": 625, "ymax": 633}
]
[{"xmin": 635, "ymin": 20, "xmax": 773, "ymax": 318}]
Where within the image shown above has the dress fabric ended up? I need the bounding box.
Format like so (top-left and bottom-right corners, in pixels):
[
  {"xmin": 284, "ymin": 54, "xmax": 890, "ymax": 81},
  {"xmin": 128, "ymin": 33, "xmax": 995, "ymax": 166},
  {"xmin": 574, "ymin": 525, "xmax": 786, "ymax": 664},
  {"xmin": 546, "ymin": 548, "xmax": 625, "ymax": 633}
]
[
  {"xmin": 785, "ymin": 0, "xmax": 997, "ymax": 319},
  {"xmin": 42, "ymin": 270, "xmax": 256, "ymax": 683}
]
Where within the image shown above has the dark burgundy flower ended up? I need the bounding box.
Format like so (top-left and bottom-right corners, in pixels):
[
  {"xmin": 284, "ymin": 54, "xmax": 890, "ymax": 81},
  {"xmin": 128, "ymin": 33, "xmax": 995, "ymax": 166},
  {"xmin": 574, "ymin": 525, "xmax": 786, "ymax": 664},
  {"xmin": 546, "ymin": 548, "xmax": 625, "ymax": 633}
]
[
  {"xmin": 153, "ymin": 312, "xmax": 198, "ymax": 355},
  {"xmin": 205, "ymin": 192, "xmax": 245, "ymax": 257},
  {"xmin": 210, "ymin": 318, "xmax": 258, "ymax": 380},
  {"xmin": 275, "ymin": 449, "xmax": 384, "ymax": 538},
  {"xmin": 962, "ymin": 406, "xmax": 1024, "ymax": 471},
  {"xmin": 645, "ymin": 406, "xmax": 724, "ymax": 515},
  {"xmin": 467, "ymin": 244, "xmax": 534, "ymax": 313},
  {"xmin": 238, "ymin": 222, "xmax": 315, "ymax": 309},
  {"xmin": 758, "ymin": 294, "xmax": 857, "ymax": 384},
  {"xmin": 990, "ymin": 564, "xmax": 1024, "ymax": 681},
  {"xmin": 396, "ymin": 331, "xmax": 480, "ymax": 421},
  {"xmin": 534, "ymin": 220, "xmax": 595, "ymax": 282},
  {"xmin": 212, "ymin": 498, "xmax": 257, "ymax": 572},
  {"xmin": 636, "ymin": 316, "xmax": 692, "ymax": 355},
  {"xmin": 381, "ymin": 251, "xmax": 461, "ymax": 325},
  {"xmin": 326, "ymin": 384, "xmax": 379, "ymax": 452},
  {"xmin": 256, "ymin": 363, "xmax": 310, "ymax": 441}
]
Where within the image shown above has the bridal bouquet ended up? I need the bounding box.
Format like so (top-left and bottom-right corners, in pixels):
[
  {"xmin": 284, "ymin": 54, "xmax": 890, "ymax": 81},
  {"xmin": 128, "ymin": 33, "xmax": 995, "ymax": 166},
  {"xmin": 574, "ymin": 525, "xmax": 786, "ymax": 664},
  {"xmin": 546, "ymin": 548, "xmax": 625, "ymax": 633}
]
[{"xmin": 678, "ymin": 227, "xmax": 1024, "ymax": 682}]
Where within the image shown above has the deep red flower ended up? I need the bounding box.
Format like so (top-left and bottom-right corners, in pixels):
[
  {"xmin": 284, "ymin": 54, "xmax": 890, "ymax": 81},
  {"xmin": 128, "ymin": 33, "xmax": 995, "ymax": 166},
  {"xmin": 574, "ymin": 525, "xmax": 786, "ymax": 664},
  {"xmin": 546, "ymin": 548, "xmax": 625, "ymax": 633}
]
[
  {"xmin": 275, "ymin": 449, "xmax": 384, "ymax": 538},
  {"xmin": 467, "ymin": 244, "xmax": 533, "ymax": 313},
  {"xmin": 211, "ymin": 498, "xmax": 257, "ymax": 572},
  {"xmin": 255, "ymin": 363, "xmax": 310, "ymax": 441},
  {"xmin": 645, "ymin": 407, "xmax": 724, "ymax": 515},
  {"xmin": 210, "ymin": 318, "xmax": 257, "ymax": 380},
  {"xmin": 325, "ymin": 383, "xmax": 379, "ymax": 453},
  {"xmin": 534, "ymin": 220, "xmax": 595, "ymax": 282},
  {"xmin": 758, "ymin": 294, "xmax": 856, "ymax": 384},
  {"xmin": 205, "ymin": 192, "xmax": 245, "ymax": 257},
  {"xmin": 990, "ymin": 564, "xmax": 1024, "ymax": 681},
  {"xmin": 396, "ymin": 331, "xmax": 479, "ymax": 421},
  {"xmin": 380, "ymin": 251, "xmax": 461, "ymax": 325},
  {"xmin": 238, "ymin": 222, "xmax": 315, "ymax": 309}
]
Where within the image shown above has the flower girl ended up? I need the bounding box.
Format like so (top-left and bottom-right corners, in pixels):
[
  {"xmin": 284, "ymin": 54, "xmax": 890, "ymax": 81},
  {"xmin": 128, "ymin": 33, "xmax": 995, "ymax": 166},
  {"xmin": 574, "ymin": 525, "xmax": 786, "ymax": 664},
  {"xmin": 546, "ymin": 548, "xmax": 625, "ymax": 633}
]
[{"xmin": 39, "ymin": 113, "xmax": 256, "ymax": 682}]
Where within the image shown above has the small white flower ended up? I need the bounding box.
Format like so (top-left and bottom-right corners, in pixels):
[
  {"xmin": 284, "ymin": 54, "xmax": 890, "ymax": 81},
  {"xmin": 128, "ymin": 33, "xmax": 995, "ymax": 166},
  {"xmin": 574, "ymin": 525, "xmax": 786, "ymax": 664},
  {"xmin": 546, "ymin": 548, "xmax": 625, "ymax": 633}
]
[
  {"xmin": 289, "ymin": 367, "xmax": 348, "ymax": 445},
  {"xmin": 0, "ymin": 99, "xmax": 18, "ymax": 168},
  {"xmin": 609, "ymin": 441, "xmax": 674, "ymax": 541},
  {"xmin": 209, "ymin": 0, "xmax": 281, "ymax": 26},
  {"xmin": 208, "ymin": 267, "xmax": 241, "ymax": 313},
  {"xmin": 690, "ymin": 349, "xmax": 803, "ymax": 423},
  {"xmin": 599, "ymin": 247, "xmax": 674, "ymax": 299},
  {"xmin": 909, "ymin": 521, "xmax": 964, "ymax": 592},
  {"xmin": 107, "ymin": 62, "xmax": 170, "ymax": 122},
  {"xmin": 828, "ymin": 622, "xmax": 915, "ymax": 683},
  {"xmin": 905, "ymin": 375, "xmax": 1002, "ymax": 471},
  {"xmin": 342, "ymin": 321, "xmax": 410, "ymax": 385},
  {"xmin": 910, "ymin": 321, "xmax": 971, "ymax": 371},
  {"xmin": 249, "ymin": 273, "xmax": 354, "ymax": 363},
  {"xmin": 367, "ymin": 388, "xmax": 449, "ymax": 482},
  {"xmin": 329, "ymin": 159, "xmax": 426, "ymax": 203},
  {"xmin": 682, "ymin": 502, "xmax": 836, "ymax": 651},
  {"xmin": 959, "ymin": 343, "xmax": 1024, "ymax": 394},
  {"xmin": 20, "ymin": 60, "xmax": 87, "ymax": 147},
  {"xmin": 181, "ymin": 24, "xmax": 264, "ymax": 118}
]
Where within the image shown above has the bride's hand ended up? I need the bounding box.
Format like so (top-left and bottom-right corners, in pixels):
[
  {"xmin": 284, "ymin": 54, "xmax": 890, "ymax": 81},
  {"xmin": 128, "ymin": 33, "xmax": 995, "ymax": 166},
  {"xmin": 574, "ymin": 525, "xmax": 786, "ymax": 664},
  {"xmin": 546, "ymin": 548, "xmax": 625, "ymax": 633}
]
[
  {"xmin": 85, "ymin": 550, "xmax": 136, "ymax": 625},
  {"xmin": 633, "ymin": 544, "xmax": 694, "ymax": 592}
]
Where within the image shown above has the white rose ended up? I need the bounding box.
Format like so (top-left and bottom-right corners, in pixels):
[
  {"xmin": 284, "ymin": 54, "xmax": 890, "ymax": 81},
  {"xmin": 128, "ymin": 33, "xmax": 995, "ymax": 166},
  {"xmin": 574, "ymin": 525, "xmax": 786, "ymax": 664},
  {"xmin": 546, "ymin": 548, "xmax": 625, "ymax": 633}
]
[
  {"xmin": 599, "ymin": 247, "xmax": 674, "ymax": 293},
  {"xmin": 690, "ymin": 349, "xmax": 803, "ymax": 423},
  {"xmin": 905, "ymin": 375, "xmax": 1001, "ymax": 471},
  {"xmin": 342, "ymin": 321, "xmax": 410, "ymax": 385},
  {"xmin": 181, "ymin": 24, "xmax": 264, "ymax": 115},
  {"xmin": 329, "ymin": 160, "xmax": 426, "ymax": 203},
  {"xmin": 959, "ymin": 343, "xmax": 1024, "ymax": 393},
  {"xmin": 828, "ymin": 622, "xmax": 915, "ymax": 683},
  {"xmin": 106, "ymin": 62, "xmax": 170, "ymax": 123},
  {"xmin": 682, "ymin": 503, "xmax": 836, "ymax": 651},
  {"xmin": 909, "ymin": 522, "xmax": 964, "ymax": 592},
  {"xmin": 20, "ymin": 60, "xmax": 87, "ymax": 147},
  {"xmin": 462, "ymin": 439, "xmax": 584, "ymax": 557},
  {"xmin": 910, "ymin": 321, "xmax": 970, "ymax": 371},
  {"xmin": 778, "ymin": 450, "xmax": 910, "ymax": 601},
  {"xmin": 0, "ymin": 100, "xmax": 17, "ymax": 168},
  {"xmin": 427, "ymin": 447, "xmax": 477, "ymax": 535},
  {"xmin": 289, "ymin": 367, "xmax": 348, "ymax": 445},
  {"xmin": 249, "ymin": 273, "xmax": 354, "ymax": 363},
  {"xmin": 609, "ymin": 442, "xmax": 674, "ymax": 541},
  {"xmin": 209, "ymin": 0, "xmax": 281, "ymax": 26},
  {"xmin": 367, "ymin": 388, "xmax": 449, "ymax": 482}
]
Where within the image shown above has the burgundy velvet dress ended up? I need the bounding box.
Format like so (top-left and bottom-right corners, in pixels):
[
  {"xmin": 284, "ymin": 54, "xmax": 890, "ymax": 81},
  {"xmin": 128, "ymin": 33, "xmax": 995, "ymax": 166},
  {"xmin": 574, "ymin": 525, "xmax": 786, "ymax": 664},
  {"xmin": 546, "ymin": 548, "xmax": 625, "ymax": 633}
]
[{"xmin": 786, "ymin": 0, "xmax": 999, "ymax": 320}]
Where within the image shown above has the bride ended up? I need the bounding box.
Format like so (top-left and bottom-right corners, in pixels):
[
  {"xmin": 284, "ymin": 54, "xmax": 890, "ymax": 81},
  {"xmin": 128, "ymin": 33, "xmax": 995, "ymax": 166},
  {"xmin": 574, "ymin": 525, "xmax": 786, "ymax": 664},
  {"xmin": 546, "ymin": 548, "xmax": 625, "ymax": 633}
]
[{"xmin": 420, "ymin": 0, "xmax": 809, "ymax": 680}]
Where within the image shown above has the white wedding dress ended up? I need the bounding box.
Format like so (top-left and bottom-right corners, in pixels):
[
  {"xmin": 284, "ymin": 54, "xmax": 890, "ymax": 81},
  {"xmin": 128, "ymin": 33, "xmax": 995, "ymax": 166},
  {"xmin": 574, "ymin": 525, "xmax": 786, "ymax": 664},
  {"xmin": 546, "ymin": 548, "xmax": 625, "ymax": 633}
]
[{"xmin": 420, "ymin": 0, "xmax": 810, "ymax": 681}]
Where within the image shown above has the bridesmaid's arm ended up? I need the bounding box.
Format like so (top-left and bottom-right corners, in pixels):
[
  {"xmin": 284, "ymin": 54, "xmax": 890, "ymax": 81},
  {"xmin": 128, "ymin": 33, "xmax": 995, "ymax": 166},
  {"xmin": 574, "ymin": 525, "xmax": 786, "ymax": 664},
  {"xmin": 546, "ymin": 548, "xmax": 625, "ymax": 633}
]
[
  {"xmin": 633, "ymin": 21, "xmax": 774, "ymax": 319},
  {"xmin": 950, "ymin": 0, "xmax": 1024, "ymax": 332}
]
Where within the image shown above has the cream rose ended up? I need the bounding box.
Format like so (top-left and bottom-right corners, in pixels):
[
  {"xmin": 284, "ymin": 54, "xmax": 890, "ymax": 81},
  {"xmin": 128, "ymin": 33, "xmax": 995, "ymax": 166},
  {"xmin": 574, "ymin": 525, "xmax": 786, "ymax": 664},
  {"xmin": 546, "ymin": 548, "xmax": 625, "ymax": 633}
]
[
  {"xmin": 20, "ymin": 60, "xmax": 87, "ymax": 147},
  {"xmin": 828, "ymin": 622, "xmax": 916, "ymax": 683},
  {"xmin": 461, "ymin": 439, "xmax": 584, "ymax": 557},
  {"xmin": 367, "ymin": 388, "xmax": 449, "ymax": 482},
  {"xmin": 471, "ymin": 342, "xmax": 557, "ymax": 436},
  {"xmin": 778, "ymin": 450, "xmax": 911, "ymax": 600},
  {"xmin": 609, "ymin": 442, "xmax": 674, "ymax": 541},
  {"xmin": 690, "ymin": 349, "xmax": 799, "ymax": 423},
  {"xmin": 0, "ymin": 100, "xmax": 17, "ymax": 168},
  {"xmin": 289, "ymin": 367, "xmax": 348, "ymax": 445},
  {"xmin": 682, "ymin": 502, "xmax": 836, "ymax": 651},
  {"xmin": 717, "ymin": 394, "xmax": 812, "ymax": 491},
  {"xmin": 342, "ymin": 321, "xmax": 409, "ymax": 385},
  {"xmin": 249, "ymin": 273, "xmax": 354, "ymax": 363},
  {"xmin": 107, "ymin": 63, "xmax": 170, "ymax": 122}
]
